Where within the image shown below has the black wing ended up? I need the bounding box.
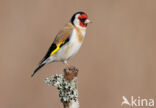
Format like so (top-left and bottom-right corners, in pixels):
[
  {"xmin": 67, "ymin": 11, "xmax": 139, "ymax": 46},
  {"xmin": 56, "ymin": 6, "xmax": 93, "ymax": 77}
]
[
  {"xmin": 40, "ymin": 43, "xmax": 57, "ymax": 64},
  {"xmin": 31, "ymin": 43, "xmax": 57, "ymax": 77},
  {"xmin": 40, "ymin": 37, "xmax": 70, "ymax": 64}
]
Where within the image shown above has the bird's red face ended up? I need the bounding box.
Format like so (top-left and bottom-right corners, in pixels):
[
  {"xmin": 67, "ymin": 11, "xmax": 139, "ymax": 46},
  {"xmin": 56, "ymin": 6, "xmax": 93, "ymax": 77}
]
[
  {"xmin": 71, "ymin": 12, "xmax": 90, "ymax": 29},
  {"xmin": 78, "ymin": 14, "xmax": 88, "ymax": 27}
]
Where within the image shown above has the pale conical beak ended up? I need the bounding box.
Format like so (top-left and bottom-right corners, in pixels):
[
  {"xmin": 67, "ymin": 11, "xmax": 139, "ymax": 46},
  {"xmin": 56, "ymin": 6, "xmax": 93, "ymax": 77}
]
[{"xmin": 85, "ymin": 19, "xmax": 91, "ymax": 24}]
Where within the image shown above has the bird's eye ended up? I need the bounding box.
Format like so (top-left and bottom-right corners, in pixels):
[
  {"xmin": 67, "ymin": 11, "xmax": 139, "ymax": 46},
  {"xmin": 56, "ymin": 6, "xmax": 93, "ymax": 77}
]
[{"xmin": 79, "ymin": 18, "xmax": 86, "ymax": 22}]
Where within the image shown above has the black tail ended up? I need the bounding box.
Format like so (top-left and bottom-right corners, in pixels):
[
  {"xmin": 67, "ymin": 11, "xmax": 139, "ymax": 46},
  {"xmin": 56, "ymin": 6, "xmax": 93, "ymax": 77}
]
[{"xmin": 31, "ymin": 63, "xmax": 45, "ymax": 77}]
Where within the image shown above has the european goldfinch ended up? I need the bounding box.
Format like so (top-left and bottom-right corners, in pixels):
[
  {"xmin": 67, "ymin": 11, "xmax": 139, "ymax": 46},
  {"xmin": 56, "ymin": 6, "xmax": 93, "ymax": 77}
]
[{"xmin": 32, "ymin": 11, "xmax": 90, "ymax": 77}]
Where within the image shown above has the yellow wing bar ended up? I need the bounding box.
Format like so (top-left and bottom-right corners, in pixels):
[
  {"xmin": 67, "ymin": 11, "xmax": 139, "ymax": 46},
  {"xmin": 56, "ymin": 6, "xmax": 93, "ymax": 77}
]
[{"xmin": 50, "ymin": 41, "xmax": 65, "ymax": 56}]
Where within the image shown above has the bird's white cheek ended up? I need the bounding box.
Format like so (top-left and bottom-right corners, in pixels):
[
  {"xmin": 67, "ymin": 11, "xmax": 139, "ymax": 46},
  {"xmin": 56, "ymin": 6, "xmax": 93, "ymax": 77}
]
[{"xmin": 74, "ymin": 20, "xmax": 80, "ymax": 28}]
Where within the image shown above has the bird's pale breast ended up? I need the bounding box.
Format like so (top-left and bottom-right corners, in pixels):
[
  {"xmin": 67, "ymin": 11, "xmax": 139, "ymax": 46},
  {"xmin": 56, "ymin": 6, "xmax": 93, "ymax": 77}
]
[{"xmin": 54, "ymin": 28, "xmax": 85, "ymax": 61}]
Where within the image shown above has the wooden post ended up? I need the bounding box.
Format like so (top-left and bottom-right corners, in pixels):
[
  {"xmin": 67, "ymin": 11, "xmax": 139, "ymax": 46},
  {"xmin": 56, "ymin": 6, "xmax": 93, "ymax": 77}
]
[{"xmin": 45, "ymin": 66, "xmax": 79, "ymax": 108}]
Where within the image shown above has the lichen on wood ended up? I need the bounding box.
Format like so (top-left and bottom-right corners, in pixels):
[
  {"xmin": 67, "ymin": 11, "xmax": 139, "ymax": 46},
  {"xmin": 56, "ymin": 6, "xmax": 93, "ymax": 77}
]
[{"xmin": 45, "ymin": 66, "xmax": 79, "ymax": 108}]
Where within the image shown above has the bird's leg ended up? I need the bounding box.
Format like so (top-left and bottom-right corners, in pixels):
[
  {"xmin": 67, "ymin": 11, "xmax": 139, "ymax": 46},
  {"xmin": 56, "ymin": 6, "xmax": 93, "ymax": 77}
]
[
  {"xmin": 64, "ymin": 61, "xmax": 71, "ymax": 68},
  {"xmin": 63, "ymin": 61, "xmax": 77, "ymax": 72}
]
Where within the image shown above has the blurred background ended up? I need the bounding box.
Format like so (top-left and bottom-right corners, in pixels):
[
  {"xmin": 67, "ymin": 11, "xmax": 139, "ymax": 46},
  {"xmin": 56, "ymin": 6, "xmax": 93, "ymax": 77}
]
[{"xmin": 0, "ymin": 0, "xmax": 156, "ymax": 108}]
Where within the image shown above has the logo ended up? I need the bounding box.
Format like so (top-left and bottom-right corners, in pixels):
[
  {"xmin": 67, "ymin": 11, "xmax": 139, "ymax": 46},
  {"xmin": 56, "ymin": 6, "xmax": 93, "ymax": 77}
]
[{"xmin": 121, "ymin": 96, "xmax": 154, "ymax": 107}]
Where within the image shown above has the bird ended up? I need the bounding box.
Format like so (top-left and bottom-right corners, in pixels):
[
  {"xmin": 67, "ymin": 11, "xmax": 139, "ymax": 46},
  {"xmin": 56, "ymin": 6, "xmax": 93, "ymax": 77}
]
[{"xmin": 31, "ymin": 11, "xmax": 90, "ymax": 77}]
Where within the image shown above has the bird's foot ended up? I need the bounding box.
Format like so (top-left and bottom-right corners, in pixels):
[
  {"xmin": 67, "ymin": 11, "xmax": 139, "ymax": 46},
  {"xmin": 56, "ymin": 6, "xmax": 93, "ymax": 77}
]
[
  {"xmin": 64, "ymin": 66, "xmax": 79, "ymax": 81},
  {"xmin": 63, "ymin": 61, "xmax": 78, "ymax": 72}
]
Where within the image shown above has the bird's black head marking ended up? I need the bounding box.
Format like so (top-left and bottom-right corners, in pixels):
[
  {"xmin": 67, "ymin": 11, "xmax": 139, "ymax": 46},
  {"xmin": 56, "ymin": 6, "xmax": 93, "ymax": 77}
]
[{"xmin": 71, "ymin": 11, "xmax": 86, "ymax": 25}]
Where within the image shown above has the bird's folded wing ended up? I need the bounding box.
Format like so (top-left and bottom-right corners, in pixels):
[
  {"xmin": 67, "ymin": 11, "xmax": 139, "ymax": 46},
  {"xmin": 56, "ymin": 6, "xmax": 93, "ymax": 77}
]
[{"xmin": 39, "ymin": 23, "xmax": 73, "ymax": 64}]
